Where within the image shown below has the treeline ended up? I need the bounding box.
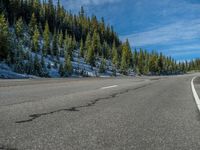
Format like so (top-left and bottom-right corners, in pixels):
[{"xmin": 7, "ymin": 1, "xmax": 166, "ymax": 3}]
[
  {"xmin": 132, "ymin": 49, "xmax": 200, "ymax": 75},
  {"xmin": 184, "ymin": 59, "xmax": 200, "ymax": 72},
  {"xmin": 0, "ymin": 0, "xmax": 198, "ymax": 77}
]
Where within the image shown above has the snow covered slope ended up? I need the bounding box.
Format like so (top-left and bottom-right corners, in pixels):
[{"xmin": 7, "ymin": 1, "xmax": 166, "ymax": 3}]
[{"xmin": 0, "ymin": 63, "xmax": 37, "ymax": 79}]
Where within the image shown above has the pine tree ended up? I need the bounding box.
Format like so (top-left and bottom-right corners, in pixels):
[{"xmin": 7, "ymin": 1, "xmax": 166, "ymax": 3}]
[
  {"xmin": 15, "ymin": 17, "xmax": 24, "ymax": 38},
  {"xmin": 32, "ymin": 25, "xmax": 40, "ymax": 52},
  {"xmin": 99, "ymin": 58, "xmax": 106, "ymax": 73},
  {"xmin": 0, "ymin": 14, "xmax": 9, "ymax": 60},
  {"xmin": 112, "ymin": 41, "xmax": 118, "ymax": 67},
  {"xmin": 64, "ymin": 54, "xmax": 73, "ymax": 76},
  {"xmin": 52, "ymin": 33, "xmax": 58, "ymax": 56},
  {"xmin": 102, "ymin": 41, "xmax": 110, "ymax": 59},
  {"xmin": 59, "ymin": 63, "xmax": 64, "ymax": 77},
  {"xmin": 157, "ymin": 53, "xmax": 164, "ymax": 74},
  {"xmin": 34, "ymin": 54, "xmax": 42, "ymax": 76},
  {"xmin": 92, "ymin": 30, "xmax": 101, "ymax": 56},
  {"xmin": 14, "ymin": 59, "xmax": 25, "ymax": 74},
  {"xmin": 29, "ymin": 13, "xmax": 37, "ymax": 36},
  {"xmin": 133, "ymin": 49, "xmax": 138, "ymax": 71},
  {"xmin": 65, "ymin": 35, "xmax": 73, "ymax": 58},
  {"xmin": 143, "ymin": 51, "xmax": 150, "ymax": 74},
  {"xmin": 149, "ymin": 55, "xmax": 158, "ymax": 74},
  {"xmin": 138, "ymin": 49, "xmax": 144, "ymax": 74},
  {"xmin": 58, "ymin": 30, "xmax": 63, "ymax": 48},
  {"xmin": 125, "ymin": 39, "xmax": 132, "ymax": 68},
  {"xmin": 79, "ymin": 6, "xmax": 85, "ymax": 18},
  {"xmin": 26, "ymin": 53, "xmax": 35, "ymax": 75},
  {"xmin": 87, "ymin": 44, "xmax": 95, "ymax": 66},
  {"xmin": 67, "ymin": 55, "xmax": 73, "ymax": 75},
  {"xmin": 120, "ymin": 47, "xmax": 128, "ymax": 75},
  {"xmin": 85, "ymin": 33, "xmax": 92, "ymax": 52},
  {"xmin": 43, "ymin": 21, "xmax": 51, "ymax": 56},
  {"xmin": 80, "ymin": 38, "xmax": 84, "ymax": 57},
  {"xmin": 41, "ymin": 56, "xmax": 49, "ymax": 77},
  {"xmin": 120, "ymin": 41, "xmax": 130, "ymax": 74}
]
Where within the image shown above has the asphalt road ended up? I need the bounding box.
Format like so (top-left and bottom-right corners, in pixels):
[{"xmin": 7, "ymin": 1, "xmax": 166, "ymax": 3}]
[{"xmin": 0, "ymin": 74, "xmax": 200, "ymax": 150}]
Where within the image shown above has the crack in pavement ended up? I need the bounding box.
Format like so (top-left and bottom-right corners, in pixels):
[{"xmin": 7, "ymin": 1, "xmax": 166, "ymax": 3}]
[
  {"xmin": 0, "ymin": 144, "xmax": 18, "ymax": 150},
  {"xmin": 16, "ymin": 83, "xmax": 152, "ymax": 124}
]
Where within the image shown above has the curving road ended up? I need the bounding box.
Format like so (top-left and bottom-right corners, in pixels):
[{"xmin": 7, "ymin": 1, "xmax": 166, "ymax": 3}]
[{"xmin": 0, "ymin": 74, "xmax": 200, "ymax": 150}]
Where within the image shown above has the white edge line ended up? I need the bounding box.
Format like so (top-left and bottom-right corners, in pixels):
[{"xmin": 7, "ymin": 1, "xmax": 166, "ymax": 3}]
[
  {"xmin": 101, "ymin": 85, "xmax": 118, "ymax": 90},
  {"xmin": 191, "ymin": 76, "xmax": 200, "ymax": 112}
]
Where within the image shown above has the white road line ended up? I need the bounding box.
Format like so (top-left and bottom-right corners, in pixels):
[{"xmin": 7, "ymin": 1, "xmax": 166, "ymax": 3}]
[
  {"xmin": 101, "ymin": 85, "xmax": 118, "ymax": 90},
  {"xmin": 191, "ymin": 76, "xmax": 200, "ymax": 112}
]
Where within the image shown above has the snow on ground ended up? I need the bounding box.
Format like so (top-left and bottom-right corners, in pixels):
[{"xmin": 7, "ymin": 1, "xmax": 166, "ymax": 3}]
[
  {"xmin": 0, "ymin": 63, "xmax": 37, "ymax": 79},
  {"xmin": 0, "ymin": 50, "xmax": 123, "ymax": 79}
]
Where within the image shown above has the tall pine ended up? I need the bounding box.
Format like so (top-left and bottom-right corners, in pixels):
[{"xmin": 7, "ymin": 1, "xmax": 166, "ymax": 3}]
[
  {"xmin": 32, "ymin": 25, "xmax": 40, "ymax": 52},
  {"xmin": 43, "ymin": 21, "xmax": 51, "ymax": 56},
  {"xmin": 0, "ymin": 14, "xmax": 9, "ymax": 60}
]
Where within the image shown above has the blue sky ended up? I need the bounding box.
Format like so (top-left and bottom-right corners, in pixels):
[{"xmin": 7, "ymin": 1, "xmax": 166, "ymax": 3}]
[{"xmin": 58, "ymin": 0, "xmax": 200, "ymax": 60}]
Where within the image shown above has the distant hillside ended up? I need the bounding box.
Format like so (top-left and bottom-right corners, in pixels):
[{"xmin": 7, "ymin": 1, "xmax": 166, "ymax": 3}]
[{"xmin": 0, "ymin": 0, "xmax": 199, "ymax": 78}]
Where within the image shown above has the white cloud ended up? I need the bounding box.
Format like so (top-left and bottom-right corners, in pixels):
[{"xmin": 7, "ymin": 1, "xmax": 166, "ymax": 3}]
[
  {"xmin": 164, "ymin": 44, "xmax": 200, "ymax": 52},
  {"xmin": 170, "ymin": 50, "xmax": 200, "ymax": 57},
  {"xmin": 121, "ymin": 19, "xmax": 200, "ymax": 47}
]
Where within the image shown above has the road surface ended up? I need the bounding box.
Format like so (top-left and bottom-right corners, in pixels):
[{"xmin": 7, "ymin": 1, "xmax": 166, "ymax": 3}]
[{"xmin": 0, "ymin": 74, "xmax": 200, "ymax": 150}]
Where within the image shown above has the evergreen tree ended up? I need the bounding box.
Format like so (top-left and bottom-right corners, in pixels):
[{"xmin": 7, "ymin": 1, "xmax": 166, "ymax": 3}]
[
  {"xmin": 149, "ymin": 55, "xmax": 158, "ymax": 74},
  {"xmin": 29, "ymin": 13, "xmax": 37, "ymax": 36},
  {"xmin": 120, "ymin": 48, "xmax": 128, "ymax": 75},
  {"xmin": 34, "ymin": 54, "xmax": 42, "ymax": 76},
  {"xmin": 138, "ymin": 49, "xmax": 144, "ymax": 74},
  {"xmin": 0, "ymin": 14, "xmax": 9, "ymax": 60},
  {"xmin": 92, "ymin": 30, "xmax": 101, "ymax": 56},
  {"xmin": 102, "ymin": 41, "xmax": 110, "ymax": 59},
  {"xmin": 65, "ymin": 35, "xmax": 73, "ymax": 58},
  {"xmin": 112, "ymin": 41, "xmax": 119, "ymax": 67},
  {"xmin": 15, "ymin": 17, "xmax": 24, "ymax": 38},
  {"xmin": 72, "ymin": 36, "xmax": 77, "ymax": 49},
  {"xmin": 87, "ymin": 44, "xmax": 95, "ymax": 66},
  {"xmin": 26, "ymin": 53, "xmax": 34, "ymax": 75},
  {"xmin": 125, "ymin": 39, "xmax": 132, "ymax": 68},
  {"xmin": 157, "ymin": 53, "xmax": 164, "ymax": 74},
  {"xmin": 85, "ymin": 33, "xmax": 92, "ymax": 52},
  {"xmin": 120, "ymin": 41, "xmax": 130, "ymax": 74},
  {"xmin": 64, "ymin": 54, "xmax": 73, "ymax": 76},
  {"xmin": 14, "ymin": 59, "xmax": 25, "ymax": 74},
  {"xmin": 133, "ymin": 49, "xmax": 138, "ymax": 71},
  {"xmin": 58, "ymin": 31, "xmax": 63, "ymax": 48},
  {"xmin": 52, "ymin": 33, "xmax": 59, "ymax": 56},
  {"xmin": 59, "ymin": 63, "xmax": 64, "ymax": 77},
  {"xmin": 40, "ymin": 56, "xmax": 49, "ymax": 77},
  {"xmin": 80, "ymin": 38, "xmax": 84, "ymax": 57},
  {"xmin": 32, "ymin": 25, "xmax": 40, "ymax": 52},
  {"xmin": 99, "ymin": 58, "xmax": 106, "ymax": 73},
  {"xmin": 43, "ymin": 21, "xmax": 51, "ymax": 55},
  {"xmin": 79, "ymin": 6, "xmax": 85, "ymax": 18}
]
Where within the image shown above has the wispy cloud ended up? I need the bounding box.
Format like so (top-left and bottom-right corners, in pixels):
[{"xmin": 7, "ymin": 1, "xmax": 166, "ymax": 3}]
[
  {"xmin": 121, "ymin": 19, "xmax": 200, "ymax": 47},
  {"xmin": 164, "ymin": 44, "xmax": 200, "ymax": 53}
]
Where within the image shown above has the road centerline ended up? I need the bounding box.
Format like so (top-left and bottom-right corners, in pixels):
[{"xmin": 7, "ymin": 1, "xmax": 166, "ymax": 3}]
[{"xmin": 100, "ymin": 85, "xmax": 118, "ymax": 90}]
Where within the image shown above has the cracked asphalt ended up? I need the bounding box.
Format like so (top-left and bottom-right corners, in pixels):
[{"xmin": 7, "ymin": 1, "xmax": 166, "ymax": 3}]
[{"xmin": 0, "ymin": 74, "xmax": 200, "ymax": 150}]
